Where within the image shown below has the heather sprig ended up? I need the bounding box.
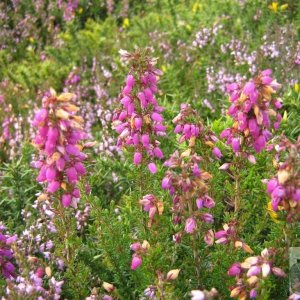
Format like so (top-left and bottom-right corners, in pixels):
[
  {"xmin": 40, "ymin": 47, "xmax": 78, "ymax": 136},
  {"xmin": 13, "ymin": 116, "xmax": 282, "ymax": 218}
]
[
  {"xmin": 32, "ymin": 89, "xmax": 88, "ymax": 208},
  {"xmin": 214, "ymin": 220, "xmax": 253, "ymax": 254},
  {"xmin": 266, "ymin": 136, "xmax": 300, "ymax": 222},
  {"xmin": 113, "ymin": 49, "xmax": 166, "ymax": 174},
  {"xmin": 221, "ymin": 69, "xmax": 282, "ymax": 158},
  {"xmin": 172, "ymin": 103, "xmax": 222, "ymax": 160},
  {"xmin": 228, "ymin": 248, "xmax": 286, "ymax": 299},
  {"xmin": 162, "ymin": 150, "xmax": 214, "ymax": 238}
]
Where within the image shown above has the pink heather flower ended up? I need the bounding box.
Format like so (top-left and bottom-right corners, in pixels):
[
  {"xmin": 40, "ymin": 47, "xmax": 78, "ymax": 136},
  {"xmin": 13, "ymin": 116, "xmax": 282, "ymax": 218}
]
[
  {"xmin": 113, "ymin": 50, "xmax": 165, "ymax": 174},
  {"xmin": 133, "ymin": 152, "xmax": 142, "ymax": 165},
  {"xmin": 129, "ymin": 240, "xmax": 149, "ymax": 270},
  {"xmin": 131, "ymin": 255, "xmax": 142, "ymax": 270},
  {"xmin": 265, "ymin": 137, "xmax": 300, "ymax": 222},
  {"xmin": 47, "ymin": 181, "xmax": 60, "ymax": 194},
  {"xmin": 249, "ymin": 289, "xmax": 257, "ymax": 299},
  {"xmin": 162, "ymin": 177, "xmax": 171, "ymax": 189},
  {"xmin": 229, "ymin": 248, "xmax": 286, "ymax": 298},
  {"xmin": 32, "ymin": 90, "xmax": 88, "ymax": 208},
  {"xmin": 228, "ymin": 263, "xmax": 241, "ymax": 276},
  {"xmin": 212, "ymin": 147, "xmax": 222, "ymax": 159},
  {"xmin": 247, "ymin": 266, "xmax": 261, "ymax": 277},
  {"xmin": 172, "ymin": 103, "xmax": 220, "ymax": 158},
  {"xmin": 201, "ymin": 213, "xmax": 214, "ymax": 223},
  {"xmin": 222, "ymin": 70, "xmax": 281, "ymax": 155},
  {"xmin": 148, "ymin": 163, "xmax": 157, "ymax": 174},
  {"xmin": 232, "ymin": 138, "xmax": 240, "ymax": 153},
  {"xmin": 62, "ymin": 194, "xmax": 72, "ymax": 207},
  {"xmin": 185, "ymin": 217, "xmax": 197, "ymax": 234},
  {"xmin": 0, "ymin": 225, "xmax": 16, "ymax": 280},
  {"xmin": 139, "ymin": 194, "xmax": 163, "ymax": 227}
]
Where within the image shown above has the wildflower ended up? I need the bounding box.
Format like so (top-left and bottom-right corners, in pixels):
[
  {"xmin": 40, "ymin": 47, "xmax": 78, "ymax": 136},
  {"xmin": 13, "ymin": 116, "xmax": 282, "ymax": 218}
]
[
  {"xmin": 113, "ymin": 49, "xmax": 165, "ymax": 174},
  {"xmin": 228, "ymin": 248, "xmax": 286, "ymax": 299},
  {"xmin": 32, "ymin": 89, "xmax": 88, "ymax": 208},
  {"xmin": 265, "ymin": 137, "xmax": 300, "ymax": 222},
  {"xmin": 221, "ymin": 70, "xmax": 281, "ymax": 157},
  {"xmin": 172, "ymin": 103, "xmax": 221, "ymax": 158},
  {"xmin": 0, "ymin": 224, "xmax": 17, "ymax": 280},
  {"xmin": 139, "ymin": 194, "xmax": 164, "ymax": 227},
  {"xmin": 130, "ymin": 240, "xmax": 150, "ymax": 270}
]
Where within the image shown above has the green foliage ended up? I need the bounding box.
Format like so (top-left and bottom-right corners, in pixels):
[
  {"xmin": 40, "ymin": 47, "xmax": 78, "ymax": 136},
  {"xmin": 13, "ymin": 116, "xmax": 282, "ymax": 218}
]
[{"xmin": 0, "ymin": 143, "xmax": 39, "ymax": 230}]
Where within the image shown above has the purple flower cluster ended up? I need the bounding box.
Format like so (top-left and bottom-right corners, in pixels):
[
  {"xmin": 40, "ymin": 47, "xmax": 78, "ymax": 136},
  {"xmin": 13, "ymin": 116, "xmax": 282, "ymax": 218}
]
[
  {"xmin": 0, "ymin": 223, "xmax": 17, "ymax": 280},
  {"xmin": 113, "ymin": 50, "xmax": 166, "ymax": 174},
  {"xmin": 32, "ymin": 89, "xmax": 88, "ymax": 208},
  {"xmin": 228, "ymin": 248, "xmax": 286, "ymax": 299},
  {"xmin": 206, "ymin": 66, "xmax": 244, "ymax": 94},
  {"xmin": 192, "ymin": 24, "xmax": 222, "ymax": 49},
  {"xmin": 0, "ymin": 93, "xmax": 25, "ymax": 160},
  {"xmin": 57, "ymin": 0, "xmax": 79, "ymax": 22},
  {"xmin": 220, "ymin": 39, "xmax": 257, "ymax": 74},
  {"xmin": 266, "ymin": 137, "xmax": 300, "ymax": 222},
  {"xmin": 221, "ymin": 70, "xmax": 282, "ymax": 156},
  {"xmin": 172, "ymin": 103, "xmax": 222, "ymax": 159},
  {"xmin": 162, "ymin": 151, "xmax": 214, "ymax": 238}
]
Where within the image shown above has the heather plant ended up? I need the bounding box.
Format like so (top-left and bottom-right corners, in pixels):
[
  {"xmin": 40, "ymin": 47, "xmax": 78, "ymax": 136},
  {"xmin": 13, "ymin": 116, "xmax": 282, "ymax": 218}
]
[{"xmin": 1, "ymin": 1, "xmax": 300, "ymax": 299}]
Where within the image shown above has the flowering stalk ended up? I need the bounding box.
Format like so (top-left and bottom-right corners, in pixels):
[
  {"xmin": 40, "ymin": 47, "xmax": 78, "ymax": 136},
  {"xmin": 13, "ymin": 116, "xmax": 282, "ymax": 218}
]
[
  {"xmin": 173, "ymin": 103, "xmax": 222, "ymax": 164},
  {"xmin": 113, "ymin": 49, "xmax": 166, "ymax": 177},
  {"xmin": 220, "ymin": 69, "xmax": 282, "ymax": 213},
  {"xmin": 32, "ymin": 89, "xmax": 88, "ymax": 208},
  {"xmin": 228, "ymin": 248, "xmax": 286, "ymax": 299},
  {"xmin": 32, "ymin": 89, "xmax": 89, "ymax": 268},
  {"xmin": 266, "ymin": 137, "xmax": 300, "ymax": 223},
  {"xmin": 162, "ymin": 150, "xmax": 215, "ymax": 282}
]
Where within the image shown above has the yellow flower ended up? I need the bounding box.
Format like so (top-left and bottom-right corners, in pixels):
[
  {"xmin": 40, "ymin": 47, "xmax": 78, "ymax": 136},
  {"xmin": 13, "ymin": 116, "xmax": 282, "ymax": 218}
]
[
  {"xmin": 29, "ymin": 37, "xmax": 35, "ymax": 43},
  {"xmin": 294, "ymin": 83, "xmax": 299, "ymax": 93},
  {"xmin": 192, "ymin": 2, "xmax": 202, "ymax": 13},
  {"xmin": 122, "ymin": 18, "xmax": 130, "ymax": 29},
  {"xmin": 268, "ymin": 2, "xmax": 278, "ymax": 12},
  {"xmin": 280, "ymin": 3, "xmax": 288, "ymax": 10},
  {"xmin": 78, "ymin": 7, "xmax": 83, "ymax": 14},
  {"xmin": 267, "ymin": 201, "xmax": 279, "ymax": 223}
]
